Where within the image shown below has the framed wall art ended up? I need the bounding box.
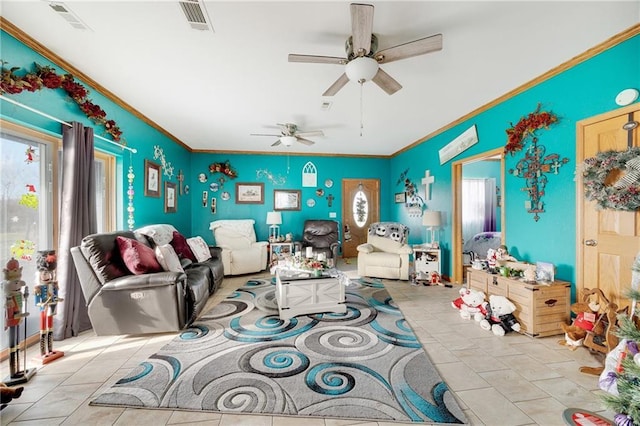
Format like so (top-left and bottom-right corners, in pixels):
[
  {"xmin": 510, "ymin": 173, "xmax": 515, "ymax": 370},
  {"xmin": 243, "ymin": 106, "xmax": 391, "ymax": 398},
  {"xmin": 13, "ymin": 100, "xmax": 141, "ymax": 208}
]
[
  {"xmin": 144, "ymin": 160, "xmax": 161, "ymax": 197},
  {"xmin": 164, "ymin": 181, "xmax": 177, "ymax": 213},
  {"xmin": 274, "ymin": 189, "xmax": 301, "ymax": 211},
  {"xmin": 394, "ymin": 192, "xmax": 406, "ymax": 203},
  {"xmin": 235, "ymin": 182, "xmax": 264, "ymax": 204}
]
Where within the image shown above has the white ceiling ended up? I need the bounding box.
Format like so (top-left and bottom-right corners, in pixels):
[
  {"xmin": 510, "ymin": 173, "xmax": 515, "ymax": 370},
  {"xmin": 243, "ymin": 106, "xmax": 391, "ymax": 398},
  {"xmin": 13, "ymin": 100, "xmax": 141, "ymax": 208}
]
[{"xmin": 2, "ymin": 1, "xmax": 639, "ymax": 156}]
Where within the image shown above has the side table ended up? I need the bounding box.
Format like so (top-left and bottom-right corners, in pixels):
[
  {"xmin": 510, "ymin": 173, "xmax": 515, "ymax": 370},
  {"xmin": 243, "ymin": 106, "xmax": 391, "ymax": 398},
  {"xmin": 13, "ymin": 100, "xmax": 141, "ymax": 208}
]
[
  {"xmin": 269, "ymin": 242, "xmax": 294, "ymax": 268},
  {"xmin": 413, "ymin": 245, "xmax": 441, "ymax": 276}
]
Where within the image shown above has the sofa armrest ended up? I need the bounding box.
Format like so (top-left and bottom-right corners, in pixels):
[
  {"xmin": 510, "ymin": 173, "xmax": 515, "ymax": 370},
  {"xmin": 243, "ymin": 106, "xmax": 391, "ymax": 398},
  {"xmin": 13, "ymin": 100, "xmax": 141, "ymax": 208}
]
[
  {"xmin": 398, "ymin": 244, "xmax": 413, "ymax": 255},
  {"xmin": 102, "ymin": 271, "xmax": 186, "ymax": 291},
  {"xmin": 252, "ymin": 241, "xmax": 269, "ymax": 248},
  {"xmin": 208, "ymin": 246, "xmax": 223, "ymax": 259},
  {"xmin": 357, "ymin": 243, "xmax": 374, "ymax": 254}
]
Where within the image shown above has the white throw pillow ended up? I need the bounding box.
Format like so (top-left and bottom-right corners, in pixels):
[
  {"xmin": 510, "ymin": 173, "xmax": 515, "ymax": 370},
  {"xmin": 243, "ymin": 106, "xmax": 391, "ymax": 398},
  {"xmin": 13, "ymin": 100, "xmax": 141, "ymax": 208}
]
[
  {"xmin": 155, "ymin": 244, "xmax": 184, "ymax": 272},
  {"xmin": 136, "ymin": 224, "xmax": 178, "ymax": 246},
  {"xmin": 187, "ymin": 236, "xmax": 212, "ymax": 262}
]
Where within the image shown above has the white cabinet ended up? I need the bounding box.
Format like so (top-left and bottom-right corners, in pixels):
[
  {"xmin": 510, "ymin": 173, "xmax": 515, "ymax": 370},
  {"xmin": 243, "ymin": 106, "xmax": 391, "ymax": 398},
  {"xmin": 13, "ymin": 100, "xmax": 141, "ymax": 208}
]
[{"xmin": 413, "ymin": 246, "xmax": 441, "ymax": 276}]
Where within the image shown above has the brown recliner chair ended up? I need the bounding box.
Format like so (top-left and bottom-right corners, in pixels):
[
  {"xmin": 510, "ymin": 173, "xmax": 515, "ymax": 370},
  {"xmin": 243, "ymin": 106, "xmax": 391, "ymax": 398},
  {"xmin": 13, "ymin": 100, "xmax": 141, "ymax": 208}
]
[{"xmin": 294, "ymin": 220, "xmax": 340, "ymax": 262}]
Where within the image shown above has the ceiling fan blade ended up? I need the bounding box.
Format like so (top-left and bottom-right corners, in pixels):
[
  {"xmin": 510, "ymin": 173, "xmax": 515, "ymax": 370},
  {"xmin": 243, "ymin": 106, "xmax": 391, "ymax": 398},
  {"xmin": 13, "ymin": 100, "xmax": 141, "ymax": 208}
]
[
  {"xmin": 296, "ymin": 137, "xmax": 315, "ymax": 146},
  {"xmin": 296, "ymin": 130, "xmax": 324, "ymax": 137},
  {"xmin": 251, "ymin": 133, "xmax": 281, "ymax": 137},
  {"xmin": 351, "ymin": 3, "xmax": 374, "ymax": 55},
  {"xmin": 288, "ymin": 54, "xmax": 346, "ymax": 65},
  {"xmin": 374, "ymin": 34, "xmax": 443, "ymax": 64},
  {"xmin": 372, "ymin": 68, "xmax": 402, "ymax": 95},
  {"xmin": 271, "ymin": 139, "xmax": 282, "ymax": 147},
  {"xmin": 323, "ymin": 73, "xmax": 350, "ymax": 96}
]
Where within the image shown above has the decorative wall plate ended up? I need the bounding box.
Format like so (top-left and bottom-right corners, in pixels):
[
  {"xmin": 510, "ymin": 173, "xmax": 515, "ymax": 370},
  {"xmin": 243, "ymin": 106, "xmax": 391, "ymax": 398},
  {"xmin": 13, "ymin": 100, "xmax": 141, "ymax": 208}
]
[
  {"xmin": 324, "ymin": 179, "xmax": 333, "ymax": 188},
  {"xmin": 306, "ymin": 198, "xmax": 316, "ymax": 207},
  {"xmin": 198, "ymin": 173, "xmax": 207, "ymax": 183},
  {"xmin": 316, "ymin": 188, "xmax": 325, "ymax": 197},
  {"xmin": 184, "ymin": 185, "xmax": 190, "ymax": 194},
  {"xmin": 615, "ymin": 88, "xmax": 639, "ymax": 106},
  {"xmin": 209, "ymin": 182, "xmax": 219, "ymax": 192},
  {"xmin": 221, "ymin": 191, "xmax": 230, "ymax": 201}
]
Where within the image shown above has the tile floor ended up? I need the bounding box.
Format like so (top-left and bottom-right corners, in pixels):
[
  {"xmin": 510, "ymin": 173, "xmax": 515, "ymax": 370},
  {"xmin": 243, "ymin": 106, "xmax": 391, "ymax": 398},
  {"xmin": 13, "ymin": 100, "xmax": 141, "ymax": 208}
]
[{"xmin": 1, "ymin": 259, "xmax": 614, "ymax": 425}]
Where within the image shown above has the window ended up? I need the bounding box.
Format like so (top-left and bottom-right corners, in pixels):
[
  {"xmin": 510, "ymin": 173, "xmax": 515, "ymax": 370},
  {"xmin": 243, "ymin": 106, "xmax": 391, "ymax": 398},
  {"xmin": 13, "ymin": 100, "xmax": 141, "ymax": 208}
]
[{"xmin": 1, "ymin": 120, "xmax": 116, "ymax": 349}]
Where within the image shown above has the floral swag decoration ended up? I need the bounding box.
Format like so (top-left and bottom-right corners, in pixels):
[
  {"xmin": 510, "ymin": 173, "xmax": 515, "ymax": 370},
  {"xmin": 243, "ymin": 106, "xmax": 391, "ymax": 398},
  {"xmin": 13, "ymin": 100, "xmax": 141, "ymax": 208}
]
[
  {"xmin": 505, "ymin": 104, "xmax": 558, "ymax": 155},
  {"xmin": 0, "ymin": 61, "xmax": 123, "ymax": 142},
  {"xmin": 582, "ymin": 146, "xmax": 640, "ymax": 211},
  {"xmin": 208, "ymin": 160, "xmax": 237, "ymax": 178}
]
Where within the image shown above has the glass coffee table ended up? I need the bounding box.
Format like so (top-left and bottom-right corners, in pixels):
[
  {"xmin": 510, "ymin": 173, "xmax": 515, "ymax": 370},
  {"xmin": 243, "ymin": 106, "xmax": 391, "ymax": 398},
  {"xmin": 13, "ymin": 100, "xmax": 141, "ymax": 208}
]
[{"xmin": 275, "ymin": 268, "xmax": 347, "ymax": 320}]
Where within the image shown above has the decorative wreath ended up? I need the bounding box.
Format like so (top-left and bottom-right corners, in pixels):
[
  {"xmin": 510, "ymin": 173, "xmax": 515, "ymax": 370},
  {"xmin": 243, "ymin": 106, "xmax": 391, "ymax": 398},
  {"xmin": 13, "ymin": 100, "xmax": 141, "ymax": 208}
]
[
  {"xmin": 208, "ymin": 160, "xmax": 237, "ymax": 178},
  {"xmin": 582, "ymin": 146, "xmax": 640, "ymax": 211}
]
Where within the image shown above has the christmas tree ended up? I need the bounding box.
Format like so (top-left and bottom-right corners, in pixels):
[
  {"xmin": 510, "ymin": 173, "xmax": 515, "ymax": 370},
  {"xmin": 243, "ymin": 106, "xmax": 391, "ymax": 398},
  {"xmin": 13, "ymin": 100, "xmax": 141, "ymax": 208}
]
[{"xmin": 599, "ymin": 254, "xmax": 640, "ymax": 426}]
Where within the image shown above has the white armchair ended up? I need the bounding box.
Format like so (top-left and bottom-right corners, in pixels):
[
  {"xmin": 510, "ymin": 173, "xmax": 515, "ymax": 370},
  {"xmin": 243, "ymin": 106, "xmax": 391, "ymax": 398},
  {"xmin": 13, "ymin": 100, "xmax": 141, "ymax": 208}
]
[
  {"xmin": 357, "ymin": 222, "xmax": 412, "ymax": 280},
  {"xmin": 209, "ymin": 219, "xmax": 268, "ymax": 276}
]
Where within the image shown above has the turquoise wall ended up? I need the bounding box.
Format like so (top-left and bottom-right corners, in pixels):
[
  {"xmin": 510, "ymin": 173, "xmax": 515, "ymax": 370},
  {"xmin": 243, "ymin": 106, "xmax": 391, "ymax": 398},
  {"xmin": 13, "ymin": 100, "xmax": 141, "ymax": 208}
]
[
  {"xmin": 190, "ymin": 153, "xmax": 390, "ymax": 247},
  {"xmin": 2, "ymin": 28, "xmax": 639, "ymax": 288},
  {"xmin": 391, "ymin": 34, "xmax": 640, "ymax": 283}
]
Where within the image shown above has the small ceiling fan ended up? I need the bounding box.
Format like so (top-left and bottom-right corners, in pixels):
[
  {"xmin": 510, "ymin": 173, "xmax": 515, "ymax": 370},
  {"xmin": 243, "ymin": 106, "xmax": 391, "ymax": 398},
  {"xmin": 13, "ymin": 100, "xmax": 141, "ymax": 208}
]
[
  {"xmin": 250, "ymin": 123, "xmax": 324, "ymax": 147},
  {"xmin": 288, "ymin": 3, "xmax": 443, "ymax": 96}
]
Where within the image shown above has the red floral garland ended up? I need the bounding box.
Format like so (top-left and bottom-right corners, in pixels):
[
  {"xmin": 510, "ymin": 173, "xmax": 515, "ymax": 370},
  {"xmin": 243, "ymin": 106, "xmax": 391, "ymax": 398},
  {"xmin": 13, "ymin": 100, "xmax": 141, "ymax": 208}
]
[
  {"xmin": 208, "ymin": 160, "xmax": 237, "ymax": 178},
  {"xmin": 505, "ymin": 104, "xmax": 558, "ymax": 155},
  {"xmin": 0, "ymin": 62, "xmax": 123, "ymax": 142}
]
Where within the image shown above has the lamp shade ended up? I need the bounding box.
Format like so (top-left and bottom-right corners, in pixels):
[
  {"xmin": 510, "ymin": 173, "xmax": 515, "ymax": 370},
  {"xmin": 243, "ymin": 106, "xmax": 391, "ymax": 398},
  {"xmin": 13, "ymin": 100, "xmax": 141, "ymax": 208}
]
[
  {"xmin": 266, "ymin": 211, "xmax": 282, "ymax": 225},
  {"xmin": 422, "ymin": 211, "xmax": 441, "ymax": 227},
  {"xmin": 345, "ymin": 56, "xmax": 379, "ymax": 83}
]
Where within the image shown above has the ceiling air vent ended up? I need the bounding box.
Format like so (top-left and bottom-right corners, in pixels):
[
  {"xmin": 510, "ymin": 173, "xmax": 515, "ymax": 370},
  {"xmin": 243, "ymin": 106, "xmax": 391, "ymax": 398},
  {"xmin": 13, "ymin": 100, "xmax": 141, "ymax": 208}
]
[
  {"xmin": 48, "ymin": 1, "xmax": 91, "ymax": 31},
  {"xmin": 179, "ymin": 0, "xmax": 214, "ymax": 32}
]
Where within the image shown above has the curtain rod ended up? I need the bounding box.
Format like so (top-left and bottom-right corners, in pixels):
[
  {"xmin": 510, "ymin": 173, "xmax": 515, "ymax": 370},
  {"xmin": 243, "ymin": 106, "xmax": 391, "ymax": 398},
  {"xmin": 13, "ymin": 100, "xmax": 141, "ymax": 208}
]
[{"xmin": 0, "ymin": 94, "xmax": 137, "ymax": 154}]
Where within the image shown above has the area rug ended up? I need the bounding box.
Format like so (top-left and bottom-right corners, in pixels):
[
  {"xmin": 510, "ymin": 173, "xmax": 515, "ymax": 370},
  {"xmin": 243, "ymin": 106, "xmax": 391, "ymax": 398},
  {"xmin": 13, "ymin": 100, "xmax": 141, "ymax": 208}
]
[{"xmin": 91, "ymin": 277, "xmax": 467, "ymax": 424}]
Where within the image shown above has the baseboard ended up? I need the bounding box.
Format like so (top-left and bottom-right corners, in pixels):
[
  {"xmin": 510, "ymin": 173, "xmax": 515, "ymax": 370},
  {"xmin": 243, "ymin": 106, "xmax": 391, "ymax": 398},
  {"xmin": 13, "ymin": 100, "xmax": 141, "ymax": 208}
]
[{"xmin": 0, "ymin": 333, "xmax": 40, "ymax": 362}]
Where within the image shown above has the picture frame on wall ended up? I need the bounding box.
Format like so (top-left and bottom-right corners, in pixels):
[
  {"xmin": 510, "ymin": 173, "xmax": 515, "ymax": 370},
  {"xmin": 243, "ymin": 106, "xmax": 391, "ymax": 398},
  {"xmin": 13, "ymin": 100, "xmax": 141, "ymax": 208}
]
[
  {"xmin": 144, "ymin": 160, "xmax": 161, "ymax": 197},
  {"xmin": 395, "ymin": 192, "xmax": 406, "ymax": 203},
  {"xmin": 274, "ymin": 189, "xmax": 301, "ymax": 211},
  {"xmin": 211, "ymin": 197, "xmax": 217, "ymax": 214},
  {"xmin": 235, "ymin": 182, "xmax": 264, "ymax": 204},
  {"xmin": 165, "ymin": 181, "xmax": 177, "ymax": 213}
]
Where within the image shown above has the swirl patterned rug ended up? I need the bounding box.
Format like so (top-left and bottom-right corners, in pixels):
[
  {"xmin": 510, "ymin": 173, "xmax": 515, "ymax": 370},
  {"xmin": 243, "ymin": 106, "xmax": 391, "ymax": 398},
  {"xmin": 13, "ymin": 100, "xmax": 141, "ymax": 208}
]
[{"xmin": 91, "ymin": 277, "xmax": 467, "ymax": 424}]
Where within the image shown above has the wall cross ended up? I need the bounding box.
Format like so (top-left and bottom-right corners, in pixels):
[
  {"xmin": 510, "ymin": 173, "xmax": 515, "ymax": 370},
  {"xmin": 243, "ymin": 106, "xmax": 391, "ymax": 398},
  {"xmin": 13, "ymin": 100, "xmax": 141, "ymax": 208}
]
[{"xmin": 421, "ymin": 170, "xmax": 435, "ymax": 200}]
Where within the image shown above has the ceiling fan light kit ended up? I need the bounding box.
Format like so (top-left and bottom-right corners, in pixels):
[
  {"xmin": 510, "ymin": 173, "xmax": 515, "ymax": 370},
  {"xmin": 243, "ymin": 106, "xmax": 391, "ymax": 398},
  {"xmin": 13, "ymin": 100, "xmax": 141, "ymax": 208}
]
[
  {"xmin": 280, "ymin": 136, "xmax": 297, "ymax": 147},
  {"xmin": 345, "ymin": 56, "xmax": 379, "ymax": 83}
]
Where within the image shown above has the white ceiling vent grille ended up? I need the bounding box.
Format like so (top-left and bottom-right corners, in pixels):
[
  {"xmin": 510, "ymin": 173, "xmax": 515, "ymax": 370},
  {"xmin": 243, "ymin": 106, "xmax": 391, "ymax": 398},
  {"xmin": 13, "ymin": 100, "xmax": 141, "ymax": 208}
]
[
  {"xmin": 179, "ymin": 0, "xmax": 214, "ymax": 32},
  {"xmin": 48, "ymin": 1, "xmax": 91, "ymax": 31}
]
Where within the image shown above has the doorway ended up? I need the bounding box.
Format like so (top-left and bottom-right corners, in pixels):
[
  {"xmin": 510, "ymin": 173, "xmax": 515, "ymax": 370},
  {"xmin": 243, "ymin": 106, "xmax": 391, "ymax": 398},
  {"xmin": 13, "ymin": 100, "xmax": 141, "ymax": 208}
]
[
  {"xmin": 576, "ymin": 103, "xmax": 640, "ymax": 308},
  {"xmin": 451, "ymin": 148, "xmax": 505, "ymax": 284},
  {"xmin": 341, "ymin": 179, "xmax": 380, "ymax": 258}
]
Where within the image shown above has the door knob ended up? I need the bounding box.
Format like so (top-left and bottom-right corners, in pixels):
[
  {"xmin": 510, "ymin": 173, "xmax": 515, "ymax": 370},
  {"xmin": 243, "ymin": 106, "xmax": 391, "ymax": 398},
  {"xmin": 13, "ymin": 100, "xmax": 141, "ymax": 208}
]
[{"xmin": 585, "ymin": 239, "xmax": 598, "ymax": 246}]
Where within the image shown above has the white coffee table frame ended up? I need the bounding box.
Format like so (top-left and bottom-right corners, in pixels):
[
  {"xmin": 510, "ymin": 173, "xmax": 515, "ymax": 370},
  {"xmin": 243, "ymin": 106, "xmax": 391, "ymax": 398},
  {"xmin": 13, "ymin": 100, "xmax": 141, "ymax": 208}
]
[{"xmin": 275, "ymin": 269, "xmax": 347, "ymax": 320}]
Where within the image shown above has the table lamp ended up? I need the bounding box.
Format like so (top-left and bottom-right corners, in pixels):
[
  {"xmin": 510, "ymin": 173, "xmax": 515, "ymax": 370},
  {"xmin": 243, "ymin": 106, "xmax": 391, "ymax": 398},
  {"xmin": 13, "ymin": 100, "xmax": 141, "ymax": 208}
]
[
  {"xmin": 422, "ymin": 210, "xmax": 441, "ymax": 247},
  {"xmin": 266, "ymin": 211, "xmax": 282, "ymax": 242}
]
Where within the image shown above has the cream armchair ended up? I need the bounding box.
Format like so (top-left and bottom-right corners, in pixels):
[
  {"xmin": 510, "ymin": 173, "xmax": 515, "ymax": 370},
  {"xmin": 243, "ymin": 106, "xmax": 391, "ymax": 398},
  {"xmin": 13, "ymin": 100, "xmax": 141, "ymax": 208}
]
[
  {"xmin": 209, "ymin": 219, "xmax": 268, "ymax": 275},
  {"xmin": 357, "ymin": 222, "xmax": 412, "ymax": 280}
]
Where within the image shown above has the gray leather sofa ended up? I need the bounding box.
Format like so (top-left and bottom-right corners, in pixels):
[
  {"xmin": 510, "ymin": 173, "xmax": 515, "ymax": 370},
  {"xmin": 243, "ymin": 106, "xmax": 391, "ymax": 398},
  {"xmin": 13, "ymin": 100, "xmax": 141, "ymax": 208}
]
[{"xmin": 70, "ymin": 230, "xmax": 223, "ymax": 336}]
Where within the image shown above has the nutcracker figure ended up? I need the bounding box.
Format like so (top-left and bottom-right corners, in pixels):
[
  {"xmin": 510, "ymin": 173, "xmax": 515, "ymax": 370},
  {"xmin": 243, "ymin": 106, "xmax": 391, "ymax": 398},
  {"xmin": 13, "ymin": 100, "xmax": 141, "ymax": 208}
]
[
  {"xmin": 2, "ymin": 258, "xmax": 36, "ymax": 385},
  {"xmin": 34, "ymin": 250, "xmax": 64, "ymax": 363}
]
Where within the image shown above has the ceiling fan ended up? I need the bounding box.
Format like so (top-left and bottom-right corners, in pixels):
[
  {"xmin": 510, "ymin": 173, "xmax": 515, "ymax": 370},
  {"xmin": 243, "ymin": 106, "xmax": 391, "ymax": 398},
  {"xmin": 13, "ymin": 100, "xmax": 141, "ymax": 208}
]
[
  {"xmin": 250, "ymin": 123, "xmax": 324, "ymax": 147},
  {"xmin": 288, "ymin": 3, "xmax": 443, "ymax": 96}
]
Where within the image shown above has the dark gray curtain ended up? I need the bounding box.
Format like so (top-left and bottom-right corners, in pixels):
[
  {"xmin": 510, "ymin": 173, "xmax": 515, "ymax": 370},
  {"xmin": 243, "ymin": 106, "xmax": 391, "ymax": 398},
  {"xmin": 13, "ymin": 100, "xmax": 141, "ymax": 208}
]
[{"xmin": 54, "ymin": 122, "xmax": 96, "ymax": 340}]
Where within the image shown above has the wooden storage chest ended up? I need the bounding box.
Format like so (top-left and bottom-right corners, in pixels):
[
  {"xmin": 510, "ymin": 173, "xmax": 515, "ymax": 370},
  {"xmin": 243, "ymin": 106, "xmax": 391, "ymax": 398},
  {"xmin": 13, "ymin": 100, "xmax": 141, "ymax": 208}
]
[{"xmin": 467, "ymin": 268, "xmax": 570, "ymax": 337}]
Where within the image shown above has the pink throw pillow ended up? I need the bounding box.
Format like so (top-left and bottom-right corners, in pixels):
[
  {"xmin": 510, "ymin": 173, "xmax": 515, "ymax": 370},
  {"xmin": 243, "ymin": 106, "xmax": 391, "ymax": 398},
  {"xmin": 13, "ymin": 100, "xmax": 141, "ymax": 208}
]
[
  {"xmin": 116, "ymin": 236, "xmax": 163, "ymax": 275},
  {"xmin": 170, "ymin": 231, "xmax": 197, "ymax": 262}
]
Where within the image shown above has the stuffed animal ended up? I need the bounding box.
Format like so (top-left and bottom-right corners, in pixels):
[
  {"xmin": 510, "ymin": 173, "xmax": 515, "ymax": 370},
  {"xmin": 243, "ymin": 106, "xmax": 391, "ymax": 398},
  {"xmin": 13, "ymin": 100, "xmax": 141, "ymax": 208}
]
[
  {"xmin": 560, "ymin": 300, "xmax": 602, "ymax": 348},
  {"xmin": 480, "ymin": 295, "xmax": 521, "ymax": 336},
  {"xmin": 451, "ymin": 288, "xmax": 486, "ymax": 321},
  {"xmin": 0, "ymin": 382, "xmax": 24, "ymax": 405}
]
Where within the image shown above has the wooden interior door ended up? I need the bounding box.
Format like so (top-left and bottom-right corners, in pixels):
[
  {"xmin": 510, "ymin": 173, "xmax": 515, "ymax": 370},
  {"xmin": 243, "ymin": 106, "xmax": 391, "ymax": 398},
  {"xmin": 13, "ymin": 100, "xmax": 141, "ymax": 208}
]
[
  {"xmin": 341, "ymin": 179, "xmax": 380, "ymax": 258},
  {"xmin": 577, "ymin": 104, "xmax": 640, "ymax": 308}
]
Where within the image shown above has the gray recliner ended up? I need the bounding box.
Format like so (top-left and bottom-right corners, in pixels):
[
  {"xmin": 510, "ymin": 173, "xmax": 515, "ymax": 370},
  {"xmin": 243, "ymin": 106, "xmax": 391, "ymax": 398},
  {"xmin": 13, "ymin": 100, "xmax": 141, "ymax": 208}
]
[{"xmin": 70, "ymin": 230, "xmax": 223, "ymax": 336}]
